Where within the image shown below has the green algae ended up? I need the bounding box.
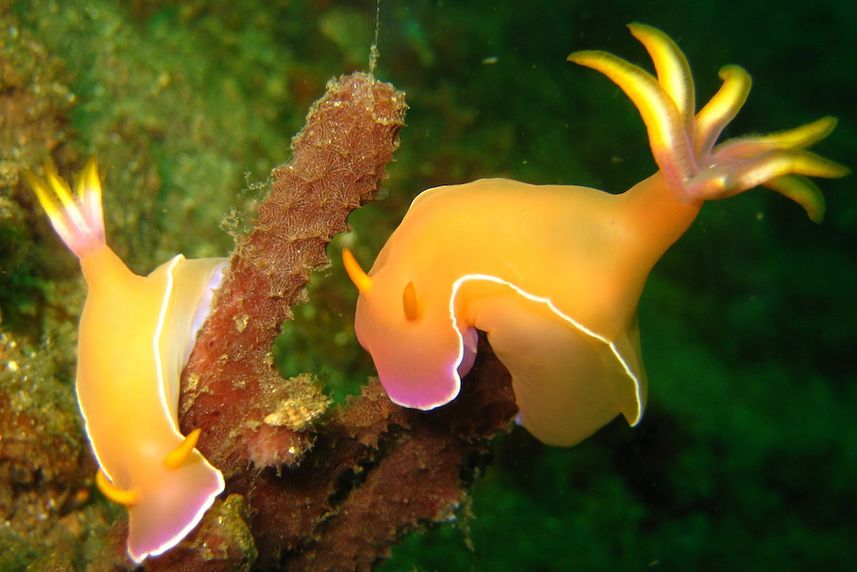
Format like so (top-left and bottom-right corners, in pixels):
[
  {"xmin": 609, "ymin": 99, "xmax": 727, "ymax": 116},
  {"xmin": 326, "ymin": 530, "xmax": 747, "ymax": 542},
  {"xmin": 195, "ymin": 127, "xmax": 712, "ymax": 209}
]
[
  {"xmin": 0, "ymin": 6, "xmax": 75, "ymax": 338},
  {"xmin": 13, "ymin": 1, "xmax": 287, "ymax": 270},
  {"xmin": 0, "ymin": 327, "xmax": 121, "ymax": 568}
]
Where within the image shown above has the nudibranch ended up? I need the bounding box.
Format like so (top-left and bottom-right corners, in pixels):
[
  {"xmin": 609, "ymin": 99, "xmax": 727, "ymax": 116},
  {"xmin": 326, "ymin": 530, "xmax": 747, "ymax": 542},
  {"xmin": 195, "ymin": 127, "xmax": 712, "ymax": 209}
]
[
  {"xmin": 26, "ymin": 159, "xmax": 226, "ymax": 562},
  {"xmin": 344, "ymin": 23, "xmax": 847, "ymax": 447}
]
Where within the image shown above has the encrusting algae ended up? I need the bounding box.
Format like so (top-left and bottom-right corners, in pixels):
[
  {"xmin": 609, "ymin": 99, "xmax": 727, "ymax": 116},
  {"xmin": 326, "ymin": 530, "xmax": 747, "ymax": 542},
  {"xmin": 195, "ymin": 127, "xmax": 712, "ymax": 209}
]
[{"xmin": 0, "ymin": 327, "xmax": 109, "ymax": 569}]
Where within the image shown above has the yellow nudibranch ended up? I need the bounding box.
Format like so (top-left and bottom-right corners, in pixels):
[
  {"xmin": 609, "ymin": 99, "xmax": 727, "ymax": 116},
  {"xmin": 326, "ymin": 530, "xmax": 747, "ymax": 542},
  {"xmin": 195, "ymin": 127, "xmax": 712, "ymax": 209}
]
[
  {"xmin": 26, "ymin": 159, "xmax": 226, "ymax": 562},
  {"xmin": 344, "ymin": 24, "xmax": 847, "ymax": 446}
]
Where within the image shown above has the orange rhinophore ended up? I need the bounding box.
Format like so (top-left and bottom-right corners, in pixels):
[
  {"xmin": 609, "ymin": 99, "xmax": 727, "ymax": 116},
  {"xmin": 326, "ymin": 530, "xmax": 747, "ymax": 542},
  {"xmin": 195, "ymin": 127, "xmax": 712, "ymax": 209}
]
[
  {"xmin": 344, "ymin": 24, "xmax": 847, "ymax": 446},
  {"xmin": 26, "ymin": 159, "xmax": 225, "ymax": 563}
]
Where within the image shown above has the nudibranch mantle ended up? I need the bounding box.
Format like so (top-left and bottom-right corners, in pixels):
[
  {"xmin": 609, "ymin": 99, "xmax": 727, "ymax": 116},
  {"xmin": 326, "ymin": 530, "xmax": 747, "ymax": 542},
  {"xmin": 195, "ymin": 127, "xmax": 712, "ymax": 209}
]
[
  {"xmin": 449, "ymin": 272, "xmax": 646, "ymax": 446},
  {"xmin": 348, "ymin": 178, "xmax": 648, "ymax": 446},
  {"xmin": 345, "ymin": 23, "xmax": 847, "ymax": 447},
  {"xmin": 27, "ymin": 159, "xmax": 226, "ymax": 563}
]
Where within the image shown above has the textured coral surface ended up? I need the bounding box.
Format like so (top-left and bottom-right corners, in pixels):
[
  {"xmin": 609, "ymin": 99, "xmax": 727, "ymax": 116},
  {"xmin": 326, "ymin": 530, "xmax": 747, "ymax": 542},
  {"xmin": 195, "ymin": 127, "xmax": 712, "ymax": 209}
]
[
  {"xmin": 180, "ymin": 73, "xmax": 406, "ymax": 477},
  {"xmin": 160, "ymin": 70, "xmax": 521, "ymax": 571}
]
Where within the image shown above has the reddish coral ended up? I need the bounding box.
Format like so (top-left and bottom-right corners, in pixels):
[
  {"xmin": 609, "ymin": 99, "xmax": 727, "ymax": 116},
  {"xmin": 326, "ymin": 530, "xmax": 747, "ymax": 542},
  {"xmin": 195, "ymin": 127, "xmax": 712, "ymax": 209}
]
[
  {"xmin": 179, "ymin": 72, "xmax": 407, "ymax": 476},
  {"xmin": 282, "ymin": 337, "xmax": 517, "ymax": 571},
  {"xmin": 175, "ymin": 337, "xmax": 515, "ymax": 571},
  {"xmin": 151, "ymin": 72, "xmax": 519, "ymax": 570}
]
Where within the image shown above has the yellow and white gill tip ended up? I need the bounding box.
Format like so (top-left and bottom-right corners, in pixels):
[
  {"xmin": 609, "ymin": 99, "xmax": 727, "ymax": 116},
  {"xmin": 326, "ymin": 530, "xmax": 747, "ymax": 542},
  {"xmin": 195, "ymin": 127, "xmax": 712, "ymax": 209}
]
[
  {"xmin": 567, "ymin": 47, "xmax": 695, "ymax": 189},
  {"xmin": 627, "ymin": 22, "xmax": 695, "ymax": 126},
  {"xmin": 24, "ymin": 157, "xmax": 106, "ymax": 258}
]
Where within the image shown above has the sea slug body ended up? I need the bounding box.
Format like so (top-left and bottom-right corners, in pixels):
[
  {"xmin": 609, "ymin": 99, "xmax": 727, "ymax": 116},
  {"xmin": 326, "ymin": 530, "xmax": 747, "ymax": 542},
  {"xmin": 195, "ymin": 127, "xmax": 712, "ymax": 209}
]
[
  {"xmin": 26, "ymin": 159, "xmax": 226, "ymax": 562},
  {"xmin": 344, "ymin": 24, "xmax": 847, "ymax": 446}
]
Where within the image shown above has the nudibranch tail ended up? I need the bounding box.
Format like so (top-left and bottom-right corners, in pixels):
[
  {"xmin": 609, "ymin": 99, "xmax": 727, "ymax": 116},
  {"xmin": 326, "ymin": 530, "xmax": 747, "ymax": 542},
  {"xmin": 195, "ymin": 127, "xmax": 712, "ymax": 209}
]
[
  {"xmin": 570, "ymin": 24, "xmax": 849, "ymax": 221},
  {"xmin": 24, "ymin": 157, "xmax": 106, "ymax": 257}
]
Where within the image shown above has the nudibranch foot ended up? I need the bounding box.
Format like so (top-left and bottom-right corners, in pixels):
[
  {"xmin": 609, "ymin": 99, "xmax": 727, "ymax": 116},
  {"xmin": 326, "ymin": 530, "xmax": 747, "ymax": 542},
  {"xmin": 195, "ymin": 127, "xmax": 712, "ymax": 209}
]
[
  {"xmin": 569, "ymin": 23, "xmax": 848, "ymax": 221},
  {"xmin": 457, "ymin": 278, "xmax": 645, "ymax": 446}
]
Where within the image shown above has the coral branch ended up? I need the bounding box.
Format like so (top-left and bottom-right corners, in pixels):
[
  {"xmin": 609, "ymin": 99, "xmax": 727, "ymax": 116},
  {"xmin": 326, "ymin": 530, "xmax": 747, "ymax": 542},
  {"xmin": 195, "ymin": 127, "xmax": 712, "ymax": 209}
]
[
  {"xmin": 153, "ymin": 72, "xmax": 517, "ymax": 571},
  {"xmin": 179, "ymin": 72, "xmax": 407, "ymax": 475},
  {"xmin": 164, "ymin": 336, "xmax": 515, "ymax": 570},
  {"xmin": 282, "ymin": 337, "xmax": 516, "ymax": 571}
]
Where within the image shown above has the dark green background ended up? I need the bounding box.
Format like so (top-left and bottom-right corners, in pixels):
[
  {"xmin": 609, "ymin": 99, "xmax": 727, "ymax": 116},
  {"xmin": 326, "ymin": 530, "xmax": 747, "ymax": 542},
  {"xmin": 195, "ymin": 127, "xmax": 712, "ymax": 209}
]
[{"xmin": 2, "ymin": 1, "xmax": 855, "ymax": 570}]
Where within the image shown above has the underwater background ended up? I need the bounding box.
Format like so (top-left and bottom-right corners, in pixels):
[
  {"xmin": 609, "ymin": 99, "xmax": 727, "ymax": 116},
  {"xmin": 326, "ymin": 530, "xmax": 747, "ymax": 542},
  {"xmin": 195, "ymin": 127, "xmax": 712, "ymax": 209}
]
[{"xmin": 1, "ymin": 0, "xmax": 855, "ymax": 570}]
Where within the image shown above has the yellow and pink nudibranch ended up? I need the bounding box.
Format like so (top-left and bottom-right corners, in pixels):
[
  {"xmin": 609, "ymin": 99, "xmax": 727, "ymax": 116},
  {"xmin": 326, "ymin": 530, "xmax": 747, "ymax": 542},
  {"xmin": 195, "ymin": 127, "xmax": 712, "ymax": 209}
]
[
  {"xmin": 344, "ymin": 24, "xmax": 847, "ymax": 446},
  {"xmin": 26, "ymin": 160, "xmax": 225, "ymax": 562}
]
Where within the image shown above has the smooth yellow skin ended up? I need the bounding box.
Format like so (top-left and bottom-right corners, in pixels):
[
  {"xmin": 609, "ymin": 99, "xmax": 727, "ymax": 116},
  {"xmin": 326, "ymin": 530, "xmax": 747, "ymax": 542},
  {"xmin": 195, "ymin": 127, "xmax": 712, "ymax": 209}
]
[
  {"xmin": 348, "ymin": 24, "xmax": 847, "ymax": 447},
  {"xmin": 27, "ymin": 161, "xmax": 225, "ymax": 563}
]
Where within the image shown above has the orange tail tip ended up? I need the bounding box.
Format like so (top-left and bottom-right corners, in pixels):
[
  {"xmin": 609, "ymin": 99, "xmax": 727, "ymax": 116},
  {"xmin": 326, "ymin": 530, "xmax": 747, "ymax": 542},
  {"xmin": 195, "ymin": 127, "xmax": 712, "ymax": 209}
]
[{"xmin": 24, "ymin": 157, "xmax": 106, "ymax": 258}]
